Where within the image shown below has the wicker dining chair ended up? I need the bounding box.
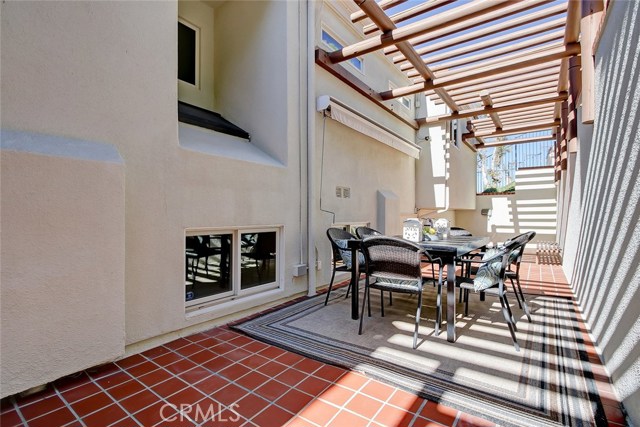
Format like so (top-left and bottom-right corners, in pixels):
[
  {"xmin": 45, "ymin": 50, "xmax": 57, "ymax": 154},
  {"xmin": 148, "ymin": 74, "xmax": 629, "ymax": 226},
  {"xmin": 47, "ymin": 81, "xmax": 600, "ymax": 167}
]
[
  {"xmin": 325, "ymin": 228, "xmax": 363, "ymax": 306},
  {"xmin": 504, "ymin": 231, "xmax": 536, "ymax": 322},
  {"xmin": 457, "ymin": 238, "xmax": 522, "ymax": 351},
  {"xmin": 355, "ymin": 226, "xmax": 382, "ymax": 239},
  {"xmin": 358, "ymin": 236, "xmax": 441, "ymax": 349}
]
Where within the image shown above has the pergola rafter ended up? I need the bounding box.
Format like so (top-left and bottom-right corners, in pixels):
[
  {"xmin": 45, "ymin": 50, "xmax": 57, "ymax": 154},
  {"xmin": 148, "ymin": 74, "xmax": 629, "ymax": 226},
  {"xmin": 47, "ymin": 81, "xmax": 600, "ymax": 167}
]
[{"xmin": 316, "ymin": 0, "xmax": 587, "ymax": 149}]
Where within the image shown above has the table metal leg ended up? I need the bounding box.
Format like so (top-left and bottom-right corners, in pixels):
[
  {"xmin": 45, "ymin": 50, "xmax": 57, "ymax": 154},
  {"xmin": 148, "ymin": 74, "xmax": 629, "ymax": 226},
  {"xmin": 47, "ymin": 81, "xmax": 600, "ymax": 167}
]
[
  {"xmin": 446, "ymin": 261, "xmax": 457, "ymax": 342},
  {"xmin": 351, "ymin": 247, "xmax": 359, "ymax": 320}
]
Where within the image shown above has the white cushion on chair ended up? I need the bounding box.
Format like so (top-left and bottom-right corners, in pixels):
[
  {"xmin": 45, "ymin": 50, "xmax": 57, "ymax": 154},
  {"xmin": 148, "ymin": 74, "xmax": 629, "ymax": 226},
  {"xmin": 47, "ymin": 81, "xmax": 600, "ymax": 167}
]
[{"xmin": 473, "ymin": 248, "xmax": 502, "ymax": 292}]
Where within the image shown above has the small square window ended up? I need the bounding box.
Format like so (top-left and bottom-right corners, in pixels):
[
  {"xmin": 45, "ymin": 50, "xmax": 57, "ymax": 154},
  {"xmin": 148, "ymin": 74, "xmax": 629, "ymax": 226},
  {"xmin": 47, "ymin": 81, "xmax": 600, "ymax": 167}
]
[
  {"xmin": 321, "ymin": 29, "xmax": 363, "ymax": 72},
  {"xmin": 178, "ymin": 21, "xmax": 197, "ymax": 85}
]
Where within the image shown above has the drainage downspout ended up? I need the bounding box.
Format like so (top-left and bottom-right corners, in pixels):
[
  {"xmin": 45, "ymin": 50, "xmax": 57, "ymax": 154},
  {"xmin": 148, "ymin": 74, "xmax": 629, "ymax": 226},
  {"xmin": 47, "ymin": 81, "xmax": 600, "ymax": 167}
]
[{"xmin": 306, "ymin": 0, "xmax": 316, "ymax": 297}]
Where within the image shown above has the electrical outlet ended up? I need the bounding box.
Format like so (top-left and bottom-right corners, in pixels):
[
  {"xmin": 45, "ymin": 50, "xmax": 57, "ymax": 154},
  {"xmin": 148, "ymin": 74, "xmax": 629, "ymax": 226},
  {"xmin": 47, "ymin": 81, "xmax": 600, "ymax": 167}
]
[{"xmin": 316, "ymin": 260, "xmax": 322, "ymax": 270}]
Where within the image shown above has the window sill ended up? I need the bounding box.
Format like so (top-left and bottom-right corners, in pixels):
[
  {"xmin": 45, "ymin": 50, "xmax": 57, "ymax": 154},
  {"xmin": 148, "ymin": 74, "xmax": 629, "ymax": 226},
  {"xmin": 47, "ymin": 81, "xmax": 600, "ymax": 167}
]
[{"xmin": 179, "ymin": 123, "xmax": 284, "ymax": 167}]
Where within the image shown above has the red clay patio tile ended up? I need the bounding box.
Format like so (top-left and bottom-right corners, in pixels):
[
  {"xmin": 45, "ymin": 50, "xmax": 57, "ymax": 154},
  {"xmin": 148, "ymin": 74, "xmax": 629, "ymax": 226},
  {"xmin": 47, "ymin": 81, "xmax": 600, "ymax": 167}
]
[
  {"xmin": 327, "ymin": 409, "xmax": 369, "ymax": 427},
  {"xmin": 27, "ymin": 407, "xmax": 76, "ymax": 427},
  {"xmin": 202, "ymin": 355, "xmax": 235, "ymax": 372},
  {"xmin": 167, "ymin": 386, "xmax": 207, "ymax": 407},
  {"xmin": 141, "ymin": 345, "xmax": 172, "ymax": 359},
  {"xmin": 188, "ymin": 349, "xmax": 217, "ymax": 365},
  {"xmin": 164, "ymin": 338, "xmax": 192, "ymax": 351},
  {"xmin": 239, "ymin": 354, "xmax": 270, "ymax": 370},
  {"xmin": 125, "ymin": 361, "xmax": 160, "ymax": 377},
  {"xmin": 296, "ymin": 376, "xmax": 332, "ymax": 396},
  {"xmin": 165, "ymin": 359, "xmax": 198, "ymax": 375},
  {"xmin": 115, "ymin": 354, "xmax": 146, "ymax": 370},
  {"xmin": 70, "ymin": 392, "xmax": 115, "ymax": 417},
  {"xmin": 274, "ymin": 389, "xmax": 315, "ymax": 414},
  {"xmin": 150, "ymin": 377, "xmax": 189, "ymax": 399},
  {"xmin": 318, "ymin": 384, "xmax": 354, "ymax": 407},
  {"xmin": 219, "ymin": 363, "xmax": 252, "ymax": 381},
  {"xmin": 132, "ymin": 401, "xmax": 167, "ymax": 426},
  {"xmin": 361, "ymin": 380, "xmax": 395, "ymax": 402},
  {"xmin": 192, "ymin": 375, "xmax": 229, "ymax": 396},
  {"xmin": 233, "ymin": 393, "xmax": 270, "ymax": 420},
  {"xmin": 419, "ymin": 400, "xmax": 458, "ymax": 426},
  {"xmin": 95, "ymin": 371, "xmax": 133, "ymax": 389},
  {"xmin": 298, "ymin": 399, "xmax": 339, "ymax": 426},
  {"xmin": 313, "ymin": 365, "xmax": 347, "ymax": 383},
  {"xmin": 277, "ymin": 352, "xmax": 306, "ymax": 367},
  {"xmin": 292, "ymin": 358, "xmax": 323, "ymax": 375},
  {"xmin": 334, "ymin": 371, "xmax": 368, "ymax": 391},
  {"xmin": 388, "ymin": 389, "xmax": 423, "ymax": 412},
  {"xmin": 138, "ymin": 368, "xmax": 173, "ymax": 387},
  {"xmin": 81, "ymin": 404, "xmax": 128, "ymax": 427},
  {"xmin": 177, "ymin": 366, "xmax": 213, "ymax": 384},
  {"xmin": 119, "ymin": 390, "xmax": 161, "ymax": 414},
  {"xmin": 20, "ymin": 394, "xmax": 65, "ymax": 419},
  {"xmin": 372, "ymin": 404, "xmax": 414, "ymax": 427},
  {"xmin": 275, "ymin": 369, "xmax": 307, "ymax": 388},
  {"xmin": 256, "ymin": 361, "xmax": 289, "ymax": 377},
  {"xmin": 107, "ymin": 379, "xmax": 146, "ymax": 400},
  {"xmin": 0, "ymin": 409, "xmax": 22, "ymax": 427},
  {"xmin": 250, "ymin": 405, "xmax": 294, "ymax": 427},
  {"xmin": 344, "ymin": 393, "xmax": 383, "ymax": 419},
  {"xmin": 153, "ymin": 351, "xmax": 184, "ymax": 367},
  {"xmin": 223, "ymin": 348, "xmax": 253, "ymax": 363},
  {"xmin": 254, "ymin": 379, "xmax": 290, "ymax": 401},
  {"xmin": 257, "ymin": 346, "xmax": 287, "ymax": 360},
  {"xmin": 210, "ymin": 383, "xmax": 248, "ymax": 407},
  {"xmin": 236, "ymin": 371, "xmax": 271, "ymax": 390},
  {"xmin": 61, "ymin": 382, "xmax": 102, "ymax": 403}
]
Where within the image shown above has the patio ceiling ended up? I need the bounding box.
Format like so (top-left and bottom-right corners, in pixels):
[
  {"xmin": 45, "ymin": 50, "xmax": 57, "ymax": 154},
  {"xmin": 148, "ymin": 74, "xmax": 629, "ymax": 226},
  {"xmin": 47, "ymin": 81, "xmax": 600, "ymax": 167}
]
[{"xmin": 316, "ymin": 0, "xmax": 597, "ymax": 155}]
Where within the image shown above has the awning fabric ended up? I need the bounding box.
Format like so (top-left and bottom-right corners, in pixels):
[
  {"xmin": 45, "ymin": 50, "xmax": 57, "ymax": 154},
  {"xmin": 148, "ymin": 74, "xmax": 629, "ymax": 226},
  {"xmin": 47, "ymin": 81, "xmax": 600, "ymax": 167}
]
[{"xmin": 318, "ymin": 96, "xmax": 420, "ymax": 159}]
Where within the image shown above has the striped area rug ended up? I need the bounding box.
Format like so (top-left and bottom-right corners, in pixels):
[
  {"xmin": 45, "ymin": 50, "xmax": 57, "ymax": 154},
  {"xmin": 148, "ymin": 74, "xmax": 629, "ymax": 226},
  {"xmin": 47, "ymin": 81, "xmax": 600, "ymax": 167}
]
[{"xmin": 233, "ymin": 285, "xmax": 606, "ymax": 426}]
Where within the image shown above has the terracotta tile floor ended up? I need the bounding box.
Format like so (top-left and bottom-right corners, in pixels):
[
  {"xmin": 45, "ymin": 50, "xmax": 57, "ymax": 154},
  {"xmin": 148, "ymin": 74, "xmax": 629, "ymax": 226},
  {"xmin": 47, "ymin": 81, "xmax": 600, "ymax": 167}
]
[{"xmin": 0, "ymin": 260, "xmax": 627, "ymax": 427}]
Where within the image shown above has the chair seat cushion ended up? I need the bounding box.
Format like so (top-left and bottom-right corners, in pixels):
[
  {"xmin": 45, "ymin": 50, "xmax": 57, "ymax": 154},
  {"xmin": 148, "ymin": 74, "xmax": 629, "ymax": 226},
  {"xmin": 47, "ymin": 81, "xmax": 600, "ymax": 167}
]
[
  {"xmin": 335, "ymin": 239, "xmax": 365, "ymax": 269},
  {"xmin": 369, "ymin": 275, "xmax": 422, "ymax": 293},
  {"xmin": 473, "ymin": 248, "xmax": 502, "ymax": 292}
]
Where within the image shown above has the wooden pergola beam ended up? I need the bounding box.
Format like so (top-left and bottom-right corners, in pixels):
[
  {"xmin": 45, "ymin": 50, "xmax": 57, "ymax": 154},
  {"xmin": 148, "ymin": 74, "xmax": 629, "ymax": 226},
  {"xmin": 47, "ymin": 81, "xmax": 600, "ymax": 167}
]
[
  {"xmin": 474, "ymin": 113, "xmax": 556, "ymax": 131},
  {"xmin": 385, "ymin": 0, "xmax": 557, "ymax": 56},
  {"xmin": 351, "ymin": 0, "xmax": 407, "ymax": 23},
  {"xmin": 381, "ymin": 43, "xmax": 579, "ymax": 100},
  {"xmin": 363, "ymin": 0, "xmax": 454, "ymax": 35},
  {"xmin": 426, "ymin": 66, "xmax": 560, "ymax": 97},
  {"xmin": 315, "ymin": 48, "xmax": 419, "ymax": 129},
  {"xmin": 464, "ymin": 120, "xmax": 561, "ymax": 139},
  {"xmin": 406, "ymin": 30, "xmax": 565, "ymax": 77},
  {"xmin": 455, "ymin": 88, "xmax": 559, "ymax": 109},
  {"xmin": 478, "ymin": 135, "xmax": 556, "ymax": 148},
  {"xmin": 435, "ymin": 82, "xmax": 558, "ymax": 106},
  {"xmin": 329, "ymin": 0, "xmax": 532, "ymax": 64},
  {"xmin": 397, "ymin": 16, "xmax": 565, "ymax": 68},
  {"xmin": 421, "ymin": 92, "xmax": 568, "ymax": 124},
  {"xmin": 355, "ymin": 0, "xmax": 460, "ymax": 112},
  {"xmin": 581, "ymin": 0, "xmax": 604, "ymax": 123},
  {"xmin": 473, "ymin": 110, "xmax": 554, "ymax": 127},
  {"xmin": 479, "ymin": 90, "xmax": 502, "ymax": 130}
]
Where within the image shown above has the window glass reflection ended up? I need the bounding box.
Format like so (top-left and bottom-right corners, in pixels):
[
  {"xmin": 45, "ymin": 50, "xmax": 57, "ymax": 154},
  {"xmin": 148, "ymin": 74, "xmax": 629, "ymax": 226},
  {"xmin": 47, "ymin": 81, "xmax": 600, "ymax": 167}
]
[
  {"xmin": 185, "ymin": 234, "xmax": 232, "ymax": 301},
  {"xmin": 241, "ymin": 232, "xmax": 277, "ymax": 290}
]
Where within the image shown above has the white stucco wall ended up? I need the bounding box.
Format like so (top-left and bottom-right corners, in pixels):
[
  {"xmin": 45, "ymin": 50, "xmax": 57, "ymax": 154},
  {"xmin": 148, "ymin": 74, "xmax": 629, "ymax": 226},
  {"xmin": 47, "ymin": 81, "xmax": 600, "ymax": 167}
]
[
  {"xmin": 0, "ymin": 132, "xmax": 126, "ymax": 397},
  {"xmin": 415, "ymin": 123, "xmax": 477, "ymax": 212},
  {"xmin": 456, "ymin": 167, "xmax": 557, "ymax": 246},
  {"xmin": 558, "ymin": 0, "xmax": 640, "ymax": 423},
  {"xmin": 1, "ymin": 0, "xmax": 308, "ymax": 396}
]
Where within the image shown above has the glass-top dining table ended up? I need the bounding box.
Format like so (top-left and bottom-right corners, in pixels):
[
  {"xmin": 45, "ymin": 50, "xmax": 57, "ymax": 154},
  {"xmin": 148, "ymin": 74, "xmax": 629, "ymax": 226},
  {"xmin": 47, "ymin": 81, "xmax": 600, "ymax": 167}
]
[{"xmin": 347, "ymin": 235, "xmax": 490, "ymax": 343}]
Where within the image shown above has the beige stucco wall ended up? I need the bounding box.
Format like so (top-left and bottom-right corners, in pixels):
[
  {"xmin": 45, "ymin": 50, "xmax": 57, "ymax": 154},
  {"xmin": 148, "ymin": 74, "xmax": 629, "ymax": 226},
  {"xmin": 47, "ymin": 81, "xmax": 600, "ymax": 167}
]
[
  {"xmin": 0, "ymin": 132, "xmax": 126, "ymax": 397},
  {"xmin": 558, "ymin": 0, "xmax": 640, "ymax": 423},
  {"xmin": 415, "ymin": 123, "xmax": 477, "ymax": 212},
  {"xmin": 1, "ymin": 0, "xmax": 308, "ymax": 396},
  {"xmin": 456, "ymin": 168, "xmax": 557, "ymax": 246}
]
